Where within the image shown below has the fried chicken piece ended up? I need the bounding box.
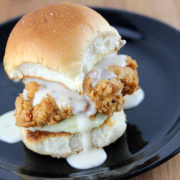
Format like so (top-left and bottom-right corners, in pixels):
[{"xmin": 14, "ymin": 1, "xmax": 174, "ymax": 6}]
[
  {"xmin": 83, "ymin": 56, "xmax": 139, "ymax": 114},
  {"xmin": 84, "ymin": 77, "xmax": 124, "ymax": 114},
  {"xmin": 32, "ymin": 95, "xmax": 72, "ymax": 127},
  {"xmin": 109, "ymin": 57, "xmax": 139, "ymax": 95},
  {"xmin": 25, "ymin": 82, "xmax": 40, "ymax": 101},
  {"xmin": 15, "ymin": 82, "xmax": 72, "ymax": 128},
  {"xmin": 15, "ymin": 56, "xmax": 138, "ymax": 127},
  {"xmin": 15, "ymin": 94, "xmax": 35, "ymax": 127}
]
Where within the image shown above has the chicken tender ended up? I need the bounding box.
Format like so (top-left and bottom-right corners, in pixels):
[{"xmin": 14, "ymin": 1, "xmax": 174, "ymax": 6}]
[
  {"xmin": 84, "ymin": 77, "xmax": 124, "ymax": 115},
  {"xmin": 83, "ymin": 56, "xmax": 139, "ymax": 114},
  {"xmin": 25, "ymin": 82, "xmax": 40, "ymax": 101},
  {"xmin": 15, "ymin": 82, "xmax": 72, "ymax": 128},
  {"xmin": 15, "ymin": 56, "xmax": 139, "ymax": 128},
  {"xmin": 109, "ymin": 57, "xmax": 139, "ymax": 95},
  {"xmin": 15, "ymin": 94, "xmax": 35, "ymax": 127}
]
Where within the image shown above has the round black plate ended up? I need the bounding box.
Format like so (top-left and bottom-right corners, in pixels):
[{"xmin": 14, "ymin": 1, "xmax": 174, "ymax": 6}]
[{"xmin": 0, "ymin": 8, "xmax": 180, "ymax": 180}]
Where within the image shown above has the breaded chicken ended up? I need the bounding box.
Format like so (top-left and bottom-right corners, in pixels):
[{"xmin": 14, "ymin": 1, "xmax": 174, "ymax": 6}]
[
  {"xmin": 25, "ymin": 82, "xmax": 40, "ymax": 101},
  {"xmin": 83, "ymin": 57, "xmax": 139, "ymax": 114},
  {"xmin": 84, "ymin": 77, "xmax": 124, "ymax": 115},
  {"xmin": 15, "ymin": 57, "xmax": 139, "ymax": 128},
  {"xmin": 15, "ymin": 83, "xmax": 72, "ymax": 128},
  {"xmin": 15, "ymin": 94, "xmax": 35, "ymax": 127},
  {"xmin": 109, "ymin": 57, "xmax": 139, "ymax": 95}
]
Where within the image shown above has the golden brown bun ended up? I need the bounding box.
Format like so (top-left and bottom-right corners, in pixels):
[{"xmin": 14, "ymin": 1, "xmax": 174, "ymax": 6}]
[
  {"xmin": 4, "ymin": 2, "xmax": 124, "ymax": 91},
  {"xmin": 20, "ymin": 111, "xmax": 126, "ymax": 158}
]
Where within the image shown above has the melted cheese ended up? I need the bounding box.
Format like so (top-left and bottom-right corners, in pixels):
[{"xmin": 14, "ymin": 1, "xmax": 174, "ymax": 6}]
[{"xmin": 28, "ymin": 113, "xmax": 107, "ymax": 133}]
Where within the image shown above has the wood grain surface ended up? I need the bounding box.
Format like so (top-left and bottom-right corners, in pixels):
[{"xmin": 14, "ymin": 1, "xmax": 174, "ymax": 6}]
[{"xmin": 0, "ymin": 0, "xmax": 180, "ymax": 179}]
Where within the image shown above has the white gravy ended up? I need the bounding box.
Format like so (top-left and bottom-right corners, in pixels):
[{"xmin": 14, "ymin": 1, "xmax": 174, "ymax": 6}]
[
  {"xmin": 66, "ymin": 146, "xmax": 107, "ymax": 169},
  {"xmin": 0, "ymin": 110, "xmax": 21, "ymax": 143},
  {"xmin": 24, "ymin": 78, "xmax": 92, "ymax": 115},
  {"xmin": 124, "ymin": 88, "xmax": 145, "ymax": 109},
  {"xmin": 90, "ymin": 54, "xmax": 127, "ymax": 87},
  {"xmin": 66, "ymin": 114, "xmax": 107, "ymax": 169},
  {"xmin": 95, "ymin": 54, "xmax": 127, "ymax": 70}
]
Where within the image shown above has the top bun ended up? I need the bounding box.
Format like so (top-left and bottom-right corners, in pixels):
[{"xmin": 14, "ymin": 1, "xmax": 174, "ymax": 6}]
[{"xmin": 4, "ymin": 2, "xmax": 124, "ymax": 91}]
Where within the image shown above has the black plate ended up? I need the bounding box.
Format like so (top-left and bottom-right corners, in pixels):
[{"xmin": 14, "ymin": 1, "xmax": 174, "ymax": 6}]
[{"xmin": 0, "ymin": 8, "xmax": 180, "ymax": 180}]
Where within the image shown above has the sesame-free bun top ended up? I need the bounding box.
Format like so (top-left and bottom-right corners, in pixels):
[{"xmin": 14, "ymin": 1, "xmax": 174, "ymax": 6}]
[{"xmin": 4, "ymin": 2, "xmax": 125, "ymax": 91}]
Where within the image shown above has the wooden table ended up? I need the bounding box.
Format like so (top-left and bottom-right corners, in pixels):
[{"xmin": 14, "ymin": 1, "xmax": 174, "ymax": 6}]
[{"xmin": 0, "ymin": 0, "xmax": 179, "ymax": 179}]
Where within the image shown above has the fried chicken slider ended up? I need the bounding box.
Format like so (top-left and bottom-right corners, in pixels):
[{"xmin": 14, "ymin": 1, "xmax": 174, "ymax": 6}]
[{"xmin": 3, "ymin": 3, "xmax": 139, "ymax": 159}]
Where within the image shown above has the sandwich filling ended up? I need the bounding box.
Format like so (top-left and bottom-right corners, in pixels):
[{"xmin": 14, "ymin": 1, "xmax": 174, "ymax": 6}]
[
  {"xmin": 15, "ymin": 54, "xmax": 139, "ymax": 129},
  {"xmin": 13, "ymin": 53, "xmax": 139, "ymax": 167}
]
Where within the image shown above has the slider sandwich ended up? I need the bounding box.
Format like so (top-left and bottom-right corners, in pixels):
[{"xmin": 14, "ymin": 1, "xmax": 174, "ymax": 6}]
[{"xmin": 4, "ymin": 3, "xmax": 139, "ymax": 158}]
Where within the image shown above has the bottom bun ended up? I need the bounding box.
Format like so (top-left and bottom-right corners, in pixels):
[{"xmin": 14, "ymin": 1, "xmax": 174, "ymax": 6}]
[{"xmin": 20, "ymin": 111, "xmax": 127, "ymax": 158}]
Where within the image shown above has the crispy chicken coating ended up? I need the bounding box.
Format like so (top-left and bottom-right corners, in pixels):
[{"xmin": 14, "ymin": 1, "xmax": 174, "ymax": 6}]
[
  {"xmin": 32, "ymin": 95, "xmax": 72, "ymax": 127},
  {"xmin": 15, "ymin": 56, "xmax": 139, "ymax": 128},
  {"xmin": 15, "ymin": 82, "xmax": 72, "ymax": 128},
  {"xmin": 84, "ymin": 77, "xmax": 124, "ymax": 115},
  {"xmin": 109, "ymin": 57, "xmax": 139, "ymax": 95},
  {"xmin": 15, "ymin": 94, "xmax": 35, "ymax": 127},
  {"xmin": 25, "ymin": 82, "xmax": 40, "ymax": 101},
  {"xmin": 83, "ymin": 56, "xmax": 139, "ymax": 114}
]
